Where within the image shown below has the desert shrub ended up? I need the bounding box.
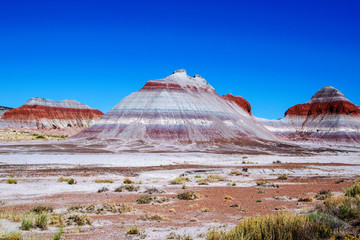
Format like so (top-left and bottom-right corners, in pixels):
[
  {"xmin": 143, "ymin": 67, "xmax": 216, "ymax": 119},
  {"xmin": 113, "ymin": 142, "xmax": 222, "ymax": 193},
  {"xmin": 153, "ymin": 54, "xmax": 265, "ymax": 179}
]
[
  {"xmin": 94, "ymin": 179, "xmax": 113, "ymax": 183},
  {"xmin": 0, "ymin": 232, "xmax": 22, "ymax": 240},
  {"xmin": 207, "ymin": 213, "xmax": 332, "ymax": 240},
  {"xmin": 315, "ymin": 190, "xmax": 332, "ymax": 200},
  {"xmin": 177, "ymin": 191, "xmax": 200, "ymax": 200},
  {"xmin": 31, "ymin": 205, "xmax": 53, "ymax": 214},
  {"xmin": 36, "ymin": 135, "xmax": 45, "ymax": 139},
  {"xmin": 6, "ymin": 178, "xmax": 17, "ymax": 184},
  {"xmin": 171, "ymin": 177, "xmax": 190, "ymax": 185},
  {"xmin": 34, "ymin": 212, "xmax": 48, "ymax": 230},
  {"xmin": 345, "ymin": 182, "xmax": 360, "ymax": 197},
  {"xmin": 126, "ymin": 226, "xmax": 140, "ymax": 235},
  {"xmin": 258, "ymin": 190, "xmax": 266, "ymax": 194},
  {"xmin": 136, "ymin": 194, "xmax": 153, "ymax": 204},
  {"xmin": 66, "ymin": 214, "xmax": 92, "ymax": 226},
  {"xmin": 97, "ymin": 187, "xmax": 109, "ymax": 193},
  {"xmin": 20, "ymin": 215, "xmax": 33, "ymax": 230},
  {"xmin": 144, "ymin": 187, "xmax": 164, "ymax": 194},
  {"xmin": 114, "ymin": 184, "xmax": 139, "ymax": 192},
  {"xmin": 49, "ymin": 214, "xmax": 64, "ymax": 227},
  {"xmin": 67, "ymin": 178, "xmax": 75, "ymax": 185},
  {"xmin": 123, "ymin": 178, "xmax": 134, "ymax": 184}
]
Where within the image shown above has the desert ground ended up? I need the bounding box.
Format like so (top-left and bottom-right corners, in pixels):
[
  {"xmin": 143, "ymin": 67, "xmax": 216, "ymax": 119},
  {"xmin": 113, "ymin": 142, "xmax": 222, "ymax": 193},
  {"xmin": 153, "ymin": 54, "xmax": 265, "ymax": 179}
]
[{"xmin": 1, "ymin": 139, "xmax": 359, "ymax": 239}]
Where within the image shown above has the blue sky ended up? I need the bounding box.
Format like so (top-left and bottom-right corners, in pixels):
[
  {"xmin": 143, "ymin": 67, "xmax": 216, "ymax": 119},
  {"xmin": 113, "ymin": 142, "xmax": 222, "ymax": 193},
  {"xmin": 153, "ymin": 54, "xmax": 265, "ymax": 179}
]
[{"xmin": 0, "ymin": 0, "xmax": 359, "ymax": 119}]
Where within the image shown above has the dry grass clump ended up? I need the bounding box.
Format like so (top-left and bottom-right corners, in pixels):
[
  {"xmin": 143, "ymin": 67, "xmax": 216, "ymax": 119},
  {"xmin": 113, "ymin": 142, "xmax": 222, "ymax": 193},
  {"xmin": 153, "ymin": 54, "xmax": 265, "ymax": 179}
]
[
  {"xmin": 315, "ymin": 190, "xmax": 332, "ymax": 200},
  {"xmin": 126, "ymin": 226, "xmax": 140, "ymax": 235},
  {"xmin": 6, "ymin": 178, "xmax": 18, "ymax": 184},
  {"xmin": 144, "ymin": 187, "xmax": 164, "ymax": 194},
  {"xmin": 94, "ymin": 179, "xmax": 113, "ymax": 183},
  {"xmin": 58, "ymin": 177, "xmax": 76, "ymax": 184},
  {"xmin": 345, "ymin": 181, "xmax": 360, "ymax": 197},
  {"xmin": 224, "ymin": 195, "xmax": 233, "ymax": 202},
  {"xmin": 230, "ymin": 170, "xmax": 242, "ymax": 176},
  {"xmin": 138, "ymin": 214, "xmax": 169, "ymax": 222},
  {"xmin": 30, "ymin": 205, "xmax": 53, "ymax": 214},
  {"xmin": 66, "ymin": 214, "xmax": 92, "ymax": 226},
  {"xmin": 298, "ymin": 197, "xmax": 313, "ymax": 202},
  {"xmin": 123, "ymin": 178, "xmax": 134, "ymax": 184},
  {"xmin": 136, "ymin": 194, "xmax": 153, "ymax": 204},
  {"xmin": 201, "ymin": 207, "xmax": 210, "ymax": 212},
  {"xmin": 171, "ymin": 177, "xmax": 190, "ymax": 185},
  {"xmin": 207, "ymin": 213, "xmax": 332, "ymax": 240},
  {"xmin": 177, "ymin": 191, "xmax": 200, "ymax": 200},
  {"xmin": 197, "ymin": 179, "xmax": 209, "ymax": 185},
  {"xmin": 0, "ymin": 232, "xmax": 22, "ymax": 240},
  {"xmin": 67, "ymin": 203, "xmax": 133, "ymax": 214},
  {"xmin": 97, "ymin": 187, "xmax": 109, "ymax": 193},
  {"xmin": 114, "ymin": 184, "xmax": 139, "ymax": 192},
  {"xmin": 277, "ymin": 174, "xmax": 288, "ymax": 180},
  {"xmin": 207, "ymin": 174, "xmax": 225, "ymax": 182}
]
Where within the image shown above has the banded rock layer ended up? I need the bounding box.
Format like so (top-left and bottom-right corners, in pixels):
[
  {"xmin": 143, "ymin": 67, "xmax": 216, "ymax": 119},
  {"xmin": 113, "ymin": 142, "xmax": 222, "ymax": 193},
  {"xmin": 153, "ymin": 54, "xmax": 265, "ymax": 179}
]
[
  {"xmin": 0, "ymin": 106, "xmax": 13, "ymax": 118},
  {"xmin": 74, "ymin": 70, "xmax": 276, "ymax": 142},
  {"xmin": 259, "ymin": 86, "xmax": 360, "ymax": 145},
  {"xmin": 0, "ymin": 97, "xmax": 103, "ymax": 135}
]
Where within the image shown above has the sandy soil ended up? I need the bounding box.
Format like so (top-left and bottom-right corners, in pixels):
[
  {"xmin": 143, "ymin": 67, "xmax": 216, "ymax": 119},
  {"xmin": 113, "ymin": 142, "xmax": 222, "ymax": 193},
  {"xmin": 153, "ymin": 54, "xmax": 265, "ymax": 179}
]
[{"xmin": 0, "ymin": 151, "xmax": 359, "ymax": 239}]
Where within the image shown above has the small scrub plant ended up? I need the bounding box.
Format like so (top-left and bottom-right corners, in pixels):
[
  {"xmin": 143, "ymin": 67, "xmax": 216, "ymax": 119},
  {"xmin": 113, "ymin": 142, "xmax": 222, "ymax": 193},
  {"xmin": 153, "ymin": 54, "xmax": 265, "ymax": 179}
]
[
  {"xmin": 207, "ymin": 174, "xmax": 225, "ymax": 182},
  {"xmin": 126, "ymin": 226, "xmax": 140, "ymax": 235},
  {"xmin": 256, "ymin": 199, "xmax": 262, "ymax": 203},
  {"xmin": 277, "ymin": 174, "xmax": 288, "ymax": 180},
  {"xmin": 36, "ymin": 135, "xmax": 45, "ymax": 139},
  {"xmin": 258, "ymin": 190, "xmax": 266, "ymax": 194},
  {"xmin": 177, "ymin": 191, "xmax": 200, "ymax": 200},
  {"xmin": 6, "ymin": 178, "xmax": 18, "ymax": 184},
  {"xmin": 31, "ymin": 205, "xmax": 53, "ymax": 214},
  {"xmin": 345, "ymin": 181, "xmax": 360, "ymax": 197},
  {"xmin": 194, "ymin": 175, "xmax": 201, "ymax": 178},
  {"xmin": 298, "ymin": 197, "xmax": 313, "ymax": 202},
  {"xmin": 53, "ymin": 228, "xmax": 63, "ymax": 240},
  {"xmin": 97, "ymin": 187, "xmax": 109, "ymax": 193},
  {"xmin": 66, "ymin": 214, "xmax": 92, "ymax": 226},
  {"xmin": 20, "ymin": 215, "xmax": 33, "ymax": 230},
  {"xmin": 136, "ymin": 194, "xmax": 153, "ymax": 204},
  {"xmin": 123, "ymin": 178, "xmax": 134, "ymax": 184},
  {"xmin": 171, "ymin": 177, "xmax": 190, "ymax": 185},
  {"xmin": 34, "ymin": 213, "xmax": 48, "ymax": 230},
  {"xmin": 201, "ymin": 207, "xmax": 210, "ymax": 212},
  {"xmin": 67, "ymin": 178, "xmax": 75, "ymax": 185},
  {"xmin": 224, "ymin": 195, "xmax": 233, "ymax": 202},
  {"xmin": 114, "ymin": 184, "xmax": 139, "ymax": 192},
  {"xmin": 197, "ymin": 179, "xmax": 209, "ymax": 185},
  {"xmin": 94, "ymin": 179, "xmax": 113, "ymax": 183},
  {"xmin": 230, "ymin": 170, "xmax": 241, "ymax": 176},
  {"xmin": 138, "ymin": 214, "xmax": 169, "ymax": 222}
]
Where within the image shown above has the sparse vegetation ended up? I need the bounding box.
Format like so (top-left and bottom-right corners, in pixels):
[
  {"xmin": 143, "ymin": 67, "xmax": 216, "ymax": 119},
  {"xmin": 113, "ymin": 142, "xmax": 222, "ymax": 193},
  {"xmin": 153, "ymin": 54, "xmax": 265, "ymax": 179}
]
[
  {"xmin": 230, "ymin": 170, "xmax": 241, "ymax": 176},
  {"xmin": 20, "ymin": 215, "xmax": 33, "ymax": 230},
  {"xmin": 31, "ymin": 205, "xmax": 53, "ymax": 214},
  {"xmin": 34, "ymin": 212, "xmax": 48, "ymax": 229},
  {"xmin": 197, "ymin": 179, "xmax": 209, "ymax": 185},
  {"xmin": 207, "ymin": 213, "xmax": 332, "ymax": 240},
  {"xmin": 138, "ymin": 214, "xmax": 169, "ymax": 222},
  {"xmin": 345, "ymin": 181, "xmax": 360, "ymax": 197},
  {"xmin": 66, "ymin": 214, "xmax": 92, "ymax": 226},
  {"xmin": 53, "ymin": 228, "xmax": 63, "ymax": 240}
]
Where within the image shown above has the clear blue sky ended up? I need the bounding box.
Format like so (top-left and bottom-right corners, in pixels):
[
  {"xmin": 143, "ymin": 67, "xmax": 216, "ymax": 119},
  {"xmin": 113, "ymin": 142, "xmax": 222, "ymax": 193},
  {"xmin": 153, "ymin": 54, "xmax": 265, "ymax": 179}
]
[{"xmin": 0, "ymin": 0, "xmax": 359, "ymax": 119}]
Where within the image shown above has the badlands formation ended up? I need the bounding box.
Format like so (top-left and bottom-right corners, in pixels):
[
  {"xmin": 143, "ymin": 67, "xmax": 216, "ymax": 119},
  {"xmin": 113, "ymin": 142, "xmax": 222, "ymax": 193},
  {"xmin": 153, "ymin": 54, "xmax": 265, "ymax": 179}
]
[
  {"xmin": 73, "ymin": 70, "xmax": 276, "ymax": 143},
  {"xmin": 0, "ymin": 70, "xmax": 359, "ymax": 240},
  {"xmin": 259, "ymin": 86, "xmax": 360, "ymax": 145},
  {"xmin": 0, "ymin": 106, "xmax": 13, "ymax": 118},
  {"xmin": 0, "ymin": 97, "xmax": 103, "ymax": 136}
]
